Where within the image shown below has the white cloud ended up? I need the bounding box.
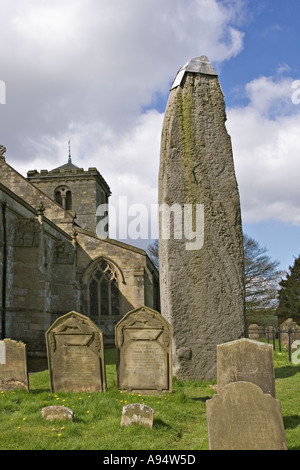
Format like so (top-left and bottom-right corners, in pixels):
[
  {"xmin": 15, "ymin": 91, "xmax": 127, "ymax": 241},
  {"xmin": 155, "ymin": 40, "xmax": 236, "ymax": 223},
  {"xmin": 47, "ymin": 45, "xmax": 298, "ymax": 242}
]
[
  {"xmin": 3, "ymin": 0, "xmax": 299, "ymax": 236},
  {"xmin": 0, "ymin": 0, "xmax": 246, "ymax": 158},
  {"xmin": 12, "ymin": 109, "xmax": 164, "ymax": 245},
  {"xmin": 227, "ymin": 74, "xmax": 300, "ymax": 225},
  {"xmin": 0, "ymin": 0, "xmax": 247, "ymax": 245}
]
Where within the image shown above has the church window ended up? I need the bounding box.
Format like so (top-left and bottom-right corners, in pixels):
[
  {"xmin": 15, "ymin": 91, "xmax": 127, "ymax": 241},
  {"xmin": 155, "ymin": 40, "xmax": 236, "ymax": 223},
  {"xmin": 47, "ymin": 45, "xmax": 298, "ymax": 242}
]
[
  {"xmin": 89, "ymin": 260, "xmax": 120, "ymax": 317},
  {"xmin": 66, "ymin": 190, "xmax": 72, "ymax": 210},
  {"xmin": 55, "ymin": 190, "xmax": 62, "ymax": 206},
  {"xmin": 54, "ymin": 186, "xmax": 72, "ymax": 210}
]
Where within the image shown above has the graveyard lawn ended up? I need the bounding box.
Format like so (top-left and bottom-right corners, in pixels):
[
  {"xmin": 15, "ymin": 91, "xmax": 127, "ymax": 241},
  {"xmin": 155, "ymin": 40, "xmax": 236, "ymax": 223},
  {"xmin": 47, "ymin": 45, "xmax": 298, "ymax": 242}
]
[{"xmin": 0, "ymin": 347, "xmax": 299, "ymax": 451}]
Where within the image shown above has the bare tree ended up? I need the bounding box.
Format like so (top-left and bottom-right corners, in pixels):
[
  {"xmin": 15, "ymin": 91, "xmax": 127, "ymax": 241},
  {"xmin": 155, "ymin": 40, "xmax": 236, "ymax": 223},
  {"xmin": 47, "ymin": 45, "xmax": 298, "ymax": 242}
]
[
  {"xmin": 147, "ymin": 235, "xmax": 283, "ymax": 323},
  {"xmin": 244, "ymin": 234, "xmax": 284, "ymax": 321},
  {"xmin": 146, "ymin": 239, "xmax": 159, "ymax": 269}
]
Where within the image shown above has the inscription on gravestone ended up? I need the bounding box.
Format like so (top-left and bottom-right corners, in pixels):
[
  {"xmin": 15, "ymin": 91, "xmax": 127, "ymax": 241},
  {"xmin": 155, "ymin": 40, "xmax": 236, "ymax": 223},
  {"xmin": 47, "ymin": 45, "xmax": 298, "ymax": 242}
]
[
  {"xmin": 206, "ymin": 381, "xmax": 287, "ymax": 450},
  {"xmin": 0, "ymin": 339, "xmax": 29, "ymax": 391},
  {"xmin": 115, "ymin": 306, "xmax": 172, "ymax": 394},
  {"xmin": 217, "ymin": 338, "xmax": 276, "ymax": 397},
  {"xmin": 46, "ymin": 311, "xmax": 106, "ymax": 392}
]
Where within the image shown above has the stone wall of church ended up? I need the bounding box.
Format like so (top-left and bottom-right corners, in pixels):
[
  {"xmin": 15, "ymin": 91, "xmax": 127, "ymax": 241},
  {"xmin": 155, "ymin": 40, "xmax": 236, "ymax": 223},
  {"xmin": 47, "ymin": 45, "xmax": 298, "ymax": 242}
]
[
  {"xmin": 0, "ymin": 158, "xmax": 75, "ymax": 236},
  {"xmin": 0, "ymin": 157, "xmax": 159, "ymax": 354},
  {"xmin": 0, "ymin": 182, "xmax": 79, "ymax": 356},
  {"xmin": 27, "ymin": 167, "xmax": 110, "ymax": 233},
  {"xmin": 76, "ymin": 227, "xmax": 159, "ymax": 344}
]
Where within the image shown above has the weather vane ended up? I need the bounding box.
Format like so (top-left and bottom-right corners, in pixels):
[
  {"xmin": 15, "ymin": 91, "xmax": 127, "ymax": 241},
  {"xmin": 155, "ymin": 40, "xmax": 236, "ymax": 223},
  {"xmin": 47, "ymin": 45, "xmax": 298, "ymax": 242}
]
[{"xmin": 68, "ymin": 140, "xmax": 72, "ymax": 163}]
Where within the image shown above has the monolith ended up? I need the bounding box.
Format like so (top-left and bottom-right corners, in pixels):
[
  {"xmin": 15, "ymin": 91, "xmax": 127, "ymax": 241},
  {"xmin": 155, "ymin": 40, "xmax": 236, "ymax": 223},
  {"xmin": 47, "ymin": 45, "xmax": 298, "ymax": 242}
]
[{"xmin": 158, "ymin": 56, "xmax": 246, "ymax": 380}]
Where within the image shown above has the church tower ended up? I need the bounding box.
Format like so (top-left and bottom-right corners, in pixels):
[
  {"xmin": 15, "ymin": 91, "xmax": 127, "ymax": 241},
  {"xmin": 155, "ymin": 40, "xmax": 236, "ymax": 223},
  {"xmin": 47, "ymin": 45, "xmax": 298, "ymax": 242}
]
[{"xmin": 26, "ymin": 144, "xmax": 111, "ymax": 233}]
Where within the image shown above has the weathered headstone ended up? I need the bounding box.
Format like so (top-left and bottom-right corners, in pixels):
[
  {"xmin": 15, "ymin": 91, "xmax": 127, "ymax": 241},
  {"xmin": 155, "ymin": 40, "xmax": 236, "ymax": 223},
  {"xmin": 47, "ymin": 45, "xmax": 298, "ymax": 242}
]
[
  {"xmin": 206, "ymin": 381, "xmax": 288, "ymax": 450},
  {"xmin": 217, "ymin": 338, "xmax": 276, "ymax": 397},
  {"xmin": 46, "ymin": 311, "xmax": 106, "ymax": 392},
  {"xmin": 280, "ymin": 318, "xmax": 300, "ymax": 345},
  {"xmin": 115, "ymin": 306, "xmax": 172, "ymax": 394},
  {"xmin": 0, "ymin": 339, "xmax": 29, "ymax": 391},
  {"xmin": 248, "ymin": 324, "xmax": 260, "ymax": 340},
  {"xmin": 120, "ymin": 403, "xmax": 154, "ymax": 428},
  {"xmin": 41, "ymin": 406, "xmax": 74, "ymax": 421},
  {"xmin": 158, "ymin": 55, "xmax": 245, "ymax": 381}
]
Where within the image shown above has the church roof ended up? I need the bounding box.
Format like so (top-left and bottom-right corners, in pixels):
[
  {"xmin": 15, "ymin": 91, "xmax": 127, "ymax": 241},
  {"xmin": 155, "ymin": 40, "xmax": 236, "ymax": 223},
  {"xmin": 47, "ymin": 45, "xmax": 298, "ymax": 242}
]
[
  {"xmin": 50, "ymin": 160, "xmax": 79, "ymax": 173},
  {"xmin": 50, "ymin": 141, "xmax": 79, "ymax": 172},
  {"xmin": 26, "ymin": 141, "xmax": 111, "ymax": 195}
]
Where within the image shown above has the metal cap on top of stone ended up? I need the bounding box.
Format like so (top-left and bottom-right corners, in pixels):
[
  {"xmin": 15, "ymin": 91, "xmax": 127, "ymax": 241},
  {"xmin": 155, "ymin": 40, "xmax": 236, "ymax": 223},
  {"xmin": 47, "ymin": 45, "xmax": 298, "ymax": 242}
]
[
  {"xmin": 171, "ymin": 55, "xmax": 218, "ymax": 89},
  {"xmin": 158, "ymin": 55, "xmax": 246, "ymax": 381}
]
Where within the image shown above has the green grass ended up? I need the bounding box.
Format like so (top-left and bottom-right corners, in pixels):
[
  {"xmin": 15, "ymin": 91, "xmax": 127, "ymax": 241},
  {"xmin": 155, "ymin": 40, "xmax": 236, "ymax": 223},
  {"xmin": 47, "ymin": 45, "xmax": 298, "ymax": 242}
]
[{"xmin": 0, "ymin": 347, "xmax": 299, "ymax": 450}]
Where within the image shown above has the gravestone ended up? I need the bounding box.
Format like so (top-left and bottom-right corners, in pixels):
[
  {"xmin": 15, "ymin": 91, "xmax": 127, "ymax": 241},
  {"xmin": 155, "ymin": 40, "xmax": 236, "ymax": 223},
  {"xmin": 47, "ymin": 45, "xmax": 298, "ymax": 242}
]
[
  {"xmin": 115, "ymin": 306, "xmax": 172, "ymax": 394},
  {"xmin": 41, "ymin": 406, "xmax": 74, "ymax": 421},
  {"xmin": 217, "ymin": 338, "xmax": 276, "ymax": 397},
  {"xmin": 248, "ymin": 324, "xmax": 260, "ymax": 340},
  {"xmin": 46, "ymin": 311, "xmax": 106, "ymax": 392},
  {"xmin": 0, "ymin": 339, "xmax": 29, "ymax": 391},
  {"xmin": 280, "ymin": 318, "xmax": 300, "ymax": 346},
  {"xmin": 206, "ymin": 381, "xmax": 288, "ymax": 450},
  {"xmin": 158, "ymin": 55, "xmax": 245, "ymax": 381},
  {"xmin": 120, "ymin": 403, "xmax": 154, "ymax": 428}
]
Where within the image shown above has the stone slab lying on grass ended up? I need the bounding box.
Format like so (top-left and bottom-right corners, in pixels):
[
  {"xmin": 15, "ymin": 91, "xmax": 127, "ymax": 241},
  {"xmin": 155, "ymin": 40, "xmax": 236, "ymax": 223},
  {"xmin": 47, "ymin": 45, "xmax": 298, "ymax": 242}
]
[
  {"xmin": 41, "ymin": 406, "xmax": 74, "ymax": 421},
  {"xmin": 120, "ymin": 403, "xmax": 154, "ymax": 428}
]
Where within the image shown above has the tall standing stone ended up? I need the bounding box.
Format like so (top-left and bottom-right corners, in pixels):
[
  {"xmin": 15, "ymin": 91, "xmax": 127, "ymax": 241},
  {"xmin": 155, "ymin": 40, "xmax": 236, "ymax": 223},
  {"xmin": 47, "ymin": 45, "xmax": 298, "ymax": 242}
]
[{"xmin": 158, "ymin": 56, "xmax": 246, "ymax": 380}]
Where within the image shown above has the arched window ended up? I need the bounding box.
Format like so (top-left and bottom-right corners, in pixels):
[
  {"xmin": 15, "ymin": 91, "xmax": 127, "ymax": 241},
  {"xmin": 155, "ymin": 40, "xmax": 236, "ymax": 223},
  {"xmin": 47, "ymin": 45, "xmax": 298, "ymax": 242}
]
[
  {"xmin": 89, "ymin": 260, "xmax": 120, "ymax": 317},
  {"xmin": 66, "ymin": 190, "xmax": 72, "ymax": 210},
  {"xmin": 55, "ymin": 190, "xmax": 62, "ymax": 206},
  {"xmin": 54, "ymin": 185, "xmax": 72, "ymax": 210}
]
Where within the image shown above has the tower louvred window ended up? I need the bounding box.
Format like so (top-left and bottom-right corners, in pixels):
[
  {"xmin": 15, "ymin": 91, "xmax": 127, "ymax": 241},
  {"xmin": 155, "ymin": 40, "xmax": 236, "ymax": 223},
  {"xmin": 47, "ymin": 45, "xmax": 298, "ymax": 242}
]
[{"xmin": 54, "ymin": 186, "xmax": 72, "ymax": 211}]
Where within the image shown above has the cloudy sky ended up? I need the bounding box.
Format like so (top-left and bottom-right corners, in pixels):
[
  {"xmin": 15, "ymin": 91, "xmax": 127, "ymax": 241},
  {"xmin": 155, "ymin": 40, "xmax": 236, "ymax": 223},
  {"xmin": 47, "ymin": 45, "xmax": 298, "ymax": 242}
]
[{"xmin": 1, "ymin": 0, "xmax": 300, "ymax": 271}]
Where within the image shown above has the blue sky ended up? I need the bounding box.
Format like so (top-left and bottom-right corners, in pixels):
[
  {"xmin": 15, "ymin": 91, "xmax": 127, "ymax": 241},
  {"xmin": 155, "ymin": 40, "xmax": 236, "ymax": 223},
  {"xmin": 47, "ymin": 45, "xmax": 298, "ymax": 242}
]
[
  {"xmin": 219, "ymin": 0, "xmax": 300, "ymax": 271},
  {"xmin": 221, "ymin": 0, "xmax": 300, "ymax": 271},
  {"xmin": 0, "ymin": 0, "xmax": 300, "ymax": 272}
]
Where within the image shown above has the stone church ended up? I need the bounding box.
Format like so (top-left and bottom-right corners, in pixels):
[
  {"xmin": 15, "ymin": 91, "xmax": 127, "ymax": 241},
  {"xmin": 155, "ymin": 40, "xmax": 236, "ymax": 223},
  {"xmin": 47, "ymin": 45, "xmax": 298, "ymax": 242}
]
[{"xmin": 0, "ymin": 145, "xmax": 159, "ymax": 357}]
